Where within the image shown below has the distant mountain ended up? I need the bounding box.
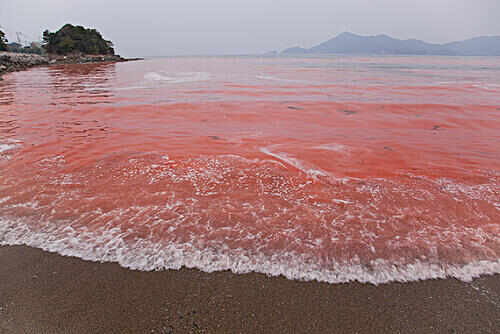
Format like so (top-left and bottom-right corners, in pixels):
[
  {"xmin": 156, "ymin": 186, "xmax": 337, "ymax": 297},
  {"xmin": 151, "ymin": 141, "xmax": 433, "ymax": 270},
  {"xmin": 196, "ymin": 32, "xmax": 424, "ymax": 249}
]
[
  {"xmin": 443, "ymin": 36, "xmax": 500, "ymax": 56},
  {"xmin": 282, "ymin": 32, "xmax": 500, "ymax": 56},
  {"xmin": 282, "ymin": 46, "xmax": 309, "ymax": 54},
  {"xmin": 262, "ymin": 50, "xmax": 279, "ymax": 56}
]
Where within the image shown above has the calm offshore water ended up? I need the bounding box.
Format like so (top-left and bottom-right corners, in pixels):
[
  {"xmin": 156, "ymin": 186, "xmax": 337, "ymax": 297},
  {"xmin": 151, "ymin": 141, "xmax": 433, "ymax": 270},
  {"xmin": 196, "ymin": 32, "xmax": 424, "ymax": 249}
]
[{"xmin": 1, "ymin": 56, "xmax": 499, "ymax": 284}]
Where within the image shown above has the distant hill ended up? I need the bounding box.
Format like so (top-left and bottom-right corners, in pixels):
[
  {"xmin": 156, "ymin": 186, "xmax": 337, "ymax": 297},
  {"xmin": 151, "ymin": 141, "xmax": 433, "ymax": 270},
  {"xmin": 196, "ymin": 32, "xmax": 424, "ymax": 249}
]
[
  {"xmin": 443, "ymin": 36, "xmax": 500, "ymax": 56},
  {"xmin": 282, "ymin": 32, "xmax": 500, "ymax": 56},
  {"xmin": 282, "ymin": 46, "xmax": 309, "ymax": 54}
]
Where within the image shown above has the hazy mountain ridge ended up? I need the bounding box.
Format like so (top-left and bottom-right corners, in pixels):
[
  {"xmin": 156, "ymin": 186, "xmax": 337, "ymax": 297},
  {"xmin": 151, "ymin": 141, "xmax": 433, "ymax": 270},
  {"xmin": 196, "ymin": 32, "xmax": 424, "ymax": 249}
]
[{"xmin": 283, "ymin": 32, "xmax": 500, "ymax": 56}]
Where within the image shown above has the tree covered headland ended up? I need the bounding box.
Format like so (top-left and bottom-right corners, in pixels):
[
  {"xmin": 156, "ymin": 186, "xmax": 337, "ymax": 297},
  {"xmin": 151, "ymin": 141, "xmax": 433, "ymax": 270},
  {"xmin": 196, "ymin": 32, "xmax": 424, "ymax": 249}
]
[
  {"xmin": 0, "ymin": 29, "xmax": 8, "ymax": 51},
  {"xmin": 42, "ymin": 24, "xmax": 115, "ymax": 55}
]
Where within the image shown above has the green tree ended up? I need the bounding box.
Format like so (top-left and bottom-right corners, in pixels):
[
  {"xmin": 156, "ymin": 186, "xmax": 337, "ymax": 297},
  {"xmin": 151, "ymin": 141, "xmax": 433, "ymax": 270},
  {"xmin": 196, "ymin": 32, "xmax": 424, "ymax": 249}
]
[
  {"xmin": 0, "ymin": 29, "xmax": 8, "ymax": 51},
  {"xmin": 42, "ymin": 24, "xmax": 115, "ymax": 55},
  {"xmin": 59, "ymin": 35, "xmax": 76, "ymax": 54}
]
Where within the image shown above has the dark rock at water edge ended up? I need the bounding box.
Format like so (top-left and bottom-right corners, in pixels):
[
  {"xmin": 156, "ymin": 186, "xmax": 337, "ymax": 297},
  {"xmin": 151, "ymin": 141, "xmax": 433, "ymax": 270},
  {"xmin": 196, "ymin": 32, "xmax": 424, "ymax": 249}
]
[
  {"xmin": 1, "ymin": 51, "xmax": 142, "ymax": 79},
  {"xmin": 47, "ymin": 53, "xmax": 128, "ymax": 64},
  {"xmin": 0, "ymin": 52, "xmax": 49, "ymax": 78}
]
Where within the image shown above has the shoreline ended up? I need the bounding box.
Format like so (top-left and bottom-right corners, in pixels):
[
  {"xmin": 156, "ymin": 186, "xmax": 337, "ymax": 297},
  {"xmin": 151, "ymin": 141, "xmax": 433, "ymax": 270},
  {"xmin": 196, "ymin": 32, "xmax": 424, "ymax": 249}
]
[
  {"xmin": 1, "ymin": 244, "xmax": 499, "ymax": 333},
  {"xmin": 0, "ymin": 51, "xmax": 143, "ymax": 79},
  {"xmin": 0, "ymin": 52, "xmax": 48, "ymax": 79}
]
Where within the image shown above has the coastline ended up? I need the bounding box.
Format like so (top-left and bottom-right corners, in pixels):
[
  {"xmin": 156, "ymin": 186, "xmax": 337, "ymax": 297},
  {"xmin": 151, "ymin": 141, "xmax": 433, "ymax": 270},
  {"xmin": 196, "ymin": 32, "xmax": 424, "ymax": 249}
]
[
  {"xmin": 1, "ymin": 245, "xmax": 499, "ymax": 333},
  {"xmin": 0, "ymin": 52, "xmax": 48, "ymax": 79},
  {"xmin": 0, "ymin": 51, "xmax": 142, "ymax": 79}
]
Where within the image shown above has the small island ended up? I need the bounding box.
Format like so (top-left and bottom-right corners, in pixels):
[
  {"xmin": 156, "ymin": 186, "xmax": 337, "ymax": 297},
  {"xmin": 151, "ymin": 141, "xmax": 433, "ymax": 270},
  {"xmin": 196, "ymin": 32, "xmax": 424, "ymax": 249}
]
[
  {"xmin": 42, "ymin": 24, "xmax": 125, "ymax": 63},
  {"xmin": 1, "ymin": 24, "xmax": 139, "ymax": 78}
]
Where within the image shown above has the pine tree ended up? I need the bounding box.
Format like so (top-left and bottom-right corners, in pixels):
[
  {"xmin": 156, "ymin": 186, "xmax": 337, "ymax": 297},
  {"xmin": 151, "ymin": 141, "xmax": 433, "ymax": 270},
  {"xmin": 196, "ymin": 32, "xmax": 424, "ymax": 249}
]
[{"xmin": 0, "ymin": 29, "xmax": 8, "ymax": 51}]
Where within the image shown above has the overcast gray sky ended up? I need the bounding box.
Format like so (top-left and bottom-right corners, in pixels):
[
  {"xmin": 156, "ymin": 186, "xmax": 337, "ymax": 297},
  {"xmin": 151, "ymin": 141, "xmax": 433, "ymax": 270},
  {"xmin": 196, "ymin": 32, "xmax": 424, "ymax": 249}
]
[{"xmin": 1, "ymin": 0, "xmax": 499, "ymax": 57}]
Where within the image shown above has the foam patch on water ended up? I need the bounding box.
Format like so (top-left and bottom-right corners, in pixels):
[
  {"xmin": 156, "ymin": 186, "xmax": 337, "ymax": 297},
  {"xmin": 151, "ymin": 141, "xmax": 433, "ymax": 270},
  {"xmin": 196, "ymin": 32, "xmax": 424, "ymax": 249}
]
[
  {"xmin": 0, "ymin": 197, "xmax": 11, "ymax": 205},
  {"xmin": 0, "ymin": 139, "xmax": 22, "ymax": 160},
  {"xmin": 0, "ymin": 138, "xmax": 22, "ymax": 154},
  {"xmin": 144, "ymin": 72, "xmax": 211, "ymax": 84},
  {"xmin": 314, "ymin": 143, "xmax": 348, "ymax": 153},
  {"xmin": 256, "ymin": 75, "xmax": 312, "ymax": 84},
  {"xmin": 1, "ymin": 216, "xmax": 499, "ymax": 285},
  {"xmin": 0, "ymin": 144, "xmax": 18, "ymax": 154},
  {"xmin": 260, "ymin": 146, "xmax": 328, "ymax": 178}
]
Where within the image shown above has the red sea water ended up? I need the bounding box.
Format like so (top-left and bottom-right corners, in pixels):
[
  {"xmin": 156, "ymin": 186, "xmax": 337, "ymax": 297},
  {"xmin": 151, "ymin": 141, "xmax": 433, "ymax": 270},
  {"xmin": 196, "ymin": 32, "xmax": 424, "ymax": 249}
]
[{"xmin": 0, "ymin": 56, "xmax": 499, "ymax": 284}]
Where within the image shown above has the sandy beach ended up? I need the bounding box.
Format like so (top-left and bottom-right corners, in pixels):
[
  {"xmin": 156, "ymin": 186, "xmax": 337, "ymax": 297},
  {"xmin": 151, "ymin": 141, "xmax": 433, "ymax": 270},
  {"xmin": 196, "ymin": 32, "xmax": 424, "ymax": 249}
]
[{"xmin": 1, "ymin": 245, "xmax": 499, "ymax": 334}]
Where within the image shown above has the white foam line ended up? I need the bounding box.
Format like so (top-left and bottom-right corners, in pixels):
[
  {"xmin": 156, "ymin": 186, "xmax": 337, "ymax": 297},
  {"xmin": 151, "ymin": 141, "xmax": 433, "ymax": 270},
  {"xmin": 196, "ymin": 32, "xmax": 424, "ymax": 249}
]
[
  {"xmin": 0, "ymin": 144, "xmax": 18, "ymax": 154},
  {"xmin": 219, "ymin": 154, "xmax": 287, "ymax": 169},
  {"xmin": 0, "ymin": 197, "xmax": 11, "ymax": 205},
  {"xmin": 259, "ymin": 147, "xmax": 328, "ymax": 178},
  {"xmin": 332, "ymin": 199, "xmax": 353, "ymax": 205},
  {"xmin": 314, "ymin": 143, "xmax": 348, "ymax": 153},
  {"xmin": 144, "ymin": 72, "xmax": 211, "ymax": 84},
  {"xmin": 256, "ymin": 75, "xmax": 312, "ymax": 84},
  {"xmin": 1, "ymin": 216, "xmax": 499, "ymax": 285}
]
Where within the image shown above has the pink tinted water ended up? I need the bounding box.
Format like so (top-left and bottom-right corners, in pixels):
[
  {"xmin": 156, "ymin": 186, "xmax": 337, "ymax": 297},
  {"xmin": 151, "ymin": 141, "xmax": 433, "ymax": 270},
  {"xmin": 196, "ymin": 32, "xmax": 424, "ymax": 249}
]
[{"xmin": 0, "ymin": 56, "xmax": 499, "ymax": 283}]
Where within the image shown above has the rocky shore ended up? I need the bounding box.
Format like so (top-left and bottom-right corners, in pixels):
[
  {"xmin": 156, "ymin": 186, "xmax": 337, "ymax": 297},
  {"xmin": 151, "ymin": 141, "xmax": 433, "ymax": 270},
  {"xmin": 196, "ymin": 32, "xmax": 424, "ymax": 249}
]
[
  {"xmin": 47, "ymin": 53, "xmax": 127, "ymax": 64},
  {"xmin": 0, "ymin": 52, "xmax": 141, "ymax": 79},
  {"xmin": 0, "ymin": 52, "xmax": 49, "ymax": 78}
]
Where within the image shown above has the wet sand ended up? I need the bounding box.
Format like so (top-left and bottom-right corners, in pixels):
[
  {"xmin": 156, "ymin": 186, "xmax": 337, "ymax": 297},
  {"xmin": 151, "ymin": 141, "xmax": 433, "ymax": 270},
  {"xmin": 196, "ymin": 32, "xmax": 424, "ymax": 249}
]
[{"xmin": 1, "ymin": 245, "xmax": 499, "ymax": 334}]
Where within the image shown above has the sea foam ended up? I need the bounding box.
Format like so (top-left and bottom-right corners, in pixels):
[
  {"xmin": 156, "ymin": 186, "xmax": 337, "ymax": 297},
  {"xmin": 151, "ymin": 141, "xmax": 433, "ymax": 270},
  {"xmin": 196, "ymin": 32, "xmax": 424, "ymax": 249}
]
[
  {"xmin": 260, "ymin": 146, "xmax": 329, "ymax": 178},
  {"xmin": 1, "ymin": 215, "xmax": 500, "ymax": 285},
  {"xmin": 144, "ymin": 72, "xmax": 211, "ymax": 84}
]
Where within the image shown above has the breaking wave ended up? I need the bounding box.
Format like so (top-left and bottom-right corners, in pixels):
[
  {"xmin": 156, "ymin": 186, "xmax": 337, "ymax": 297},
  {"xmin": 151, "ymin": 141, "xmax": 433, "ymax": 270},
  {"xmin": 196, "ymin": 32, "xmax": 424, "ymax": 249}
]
[
  {"xmin": 2, "ymin": 215, "xmax": 499, "ymax": 285},
  {"xmin": 1, "ymin": 152, "xmax": 499, "ymax": 285}
]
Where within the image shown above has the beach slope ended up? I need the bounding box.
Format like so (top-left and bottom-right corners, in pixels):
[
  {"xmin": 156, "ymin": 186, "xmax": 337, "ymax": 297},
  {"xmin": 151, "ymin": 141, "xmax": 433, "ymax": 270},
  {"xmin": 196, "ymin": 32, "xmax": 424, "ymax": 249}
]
[{"xmin": 1, "ymin": 245, "xmax": 499, "ymax": 333}]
